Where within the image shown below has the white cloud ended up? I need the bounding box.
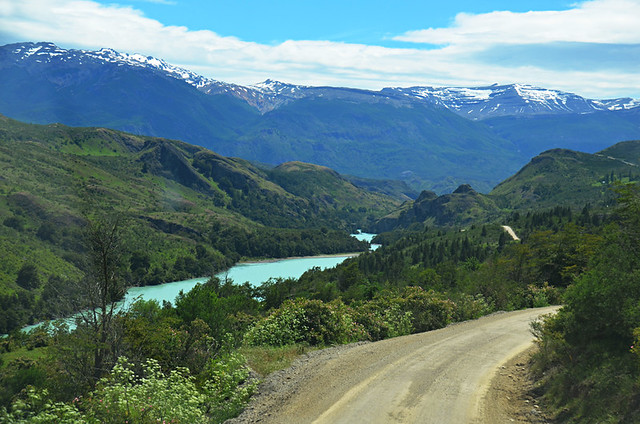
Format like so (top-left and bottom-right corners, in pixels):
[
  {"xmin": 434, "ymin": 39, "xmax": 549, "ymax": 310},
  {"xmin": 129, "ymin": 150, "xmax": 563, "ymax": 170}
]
[
  {"xmin": 0, "ymin": 0, "xmax": 638, "ymax": 99},
  {"xmin": 394, "ymin": 0, "xmax": 640, "ymax": 47}
]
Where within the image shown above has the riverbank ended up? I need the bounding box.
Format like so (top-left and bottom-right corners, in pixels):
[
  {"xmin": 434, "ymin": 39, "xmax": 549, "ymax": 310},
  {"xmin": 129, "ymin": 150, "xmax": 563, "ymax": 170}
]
[{"xmin": 238, "ymin": 251, "xmax": 361, "ymax": 265}]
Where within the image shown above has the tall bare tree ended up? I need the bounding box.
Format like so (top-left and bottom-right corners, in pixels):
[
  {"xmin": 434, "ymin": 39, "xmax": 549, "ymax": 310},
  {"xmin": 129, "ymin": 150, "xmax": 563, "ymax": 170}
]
[
  {"xmin": 78, "ymin": 211, "xmax": 128, "ymax": 382},
  {"xmin": 53, "ymin": 210, "xmax": 130, "ymax": 390}
]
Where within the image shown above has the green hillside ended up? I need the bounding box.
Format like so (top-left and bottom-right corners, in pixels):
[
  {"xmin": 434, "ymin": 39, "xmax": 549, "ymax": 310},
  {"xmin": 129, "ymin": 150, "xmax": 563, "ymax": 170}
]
[
  {"xmin": 490, "ymin": 147, "xmax": 640, "ymax": 209},
  {"xmin": 374, "ymin": 184, "xmax": 501, "ymax": 232},
  {"xmin": 373, "ymin": 142, "xmax": 640, "ymax": 232},
  {"xmin": 598, "ymin": 139, "xmax": 640, "ymax": 165},
  {"xmin": 0, "ymin": 115, "xmax": 399, "ymax": 332}
]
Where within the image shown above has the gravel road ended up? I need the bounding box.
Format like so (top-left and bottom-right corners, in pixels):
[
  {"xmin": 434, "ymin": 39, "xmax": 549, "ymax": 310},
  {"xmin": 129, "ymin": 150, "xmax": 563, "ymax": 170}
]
[
  {"xmin": 502, "ymin": 225, "xmax": 521, "ymax": 241},
  {"xmin": 229, "ymin": 306, "xmax": 558, "ymax": 424}
]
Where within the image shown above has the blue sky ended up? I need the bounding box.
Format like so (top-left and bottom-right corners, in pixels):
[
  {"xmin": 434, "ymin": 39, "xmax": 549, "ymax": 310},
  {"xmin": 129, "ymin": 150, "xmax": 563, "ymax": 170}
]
[
  {"xmin": 125, "ymin": 0, "xmax": 574, "ymax": 46},
  {"xmin": 1, "ymin": 0, "xmax": 639, "ymax": 98}
]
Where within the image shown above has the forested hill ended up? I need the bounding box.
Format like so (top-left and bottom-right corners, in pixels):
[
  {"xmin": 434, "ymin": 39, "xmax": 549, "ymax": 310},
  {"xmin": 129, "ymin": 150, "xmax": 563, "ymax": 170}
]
[
  {"xmin": 374, "ymin": 141, "xmax": 640, "ymax": 231},
  {"xmin": 490, "ymin": 145, "xmax": 640, "ymax": 209},
  {"xmin": 0, "ymin": 114, "xmax": 399, "ymax": 333}
]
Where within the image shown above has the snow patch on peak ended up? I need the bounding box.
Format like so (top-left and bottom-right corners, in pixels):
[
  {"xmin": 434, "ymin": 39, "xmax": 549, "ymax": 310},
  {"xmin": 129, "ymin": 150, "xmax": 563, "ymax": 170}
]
[
  {"xmin": 385, "ymin": 83, "xmax": 622, "ymax": 119},
  {"xmin": 7, "ymin": 42, "xmax": 220, "ymax": 89},
  {"xmin": 250, "ymin": 79, "xmax": 304, "ymax": 94},
  {"xmin": 594, "ymin": 98, "xmax": 640, "ymax": 111},
  {"xmin": 513, "ymin": 84, "xmax": 565, "ymax": 103},
  {"xmin": 398, "ymin": 86, "xmax": 493, "ymax": 103},
  {"xmin": 13, "ymin": 42, "xmax": 61, "ymax": 58}
]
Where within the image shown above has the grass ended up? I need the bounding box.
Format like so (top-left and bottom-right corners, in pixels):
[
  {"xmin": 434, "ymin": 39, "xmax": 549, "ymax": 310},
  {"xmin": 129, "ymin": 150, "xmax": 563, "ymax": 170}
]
[
  {"xmin": 0, "ymin": 346, "xmax": 49, "ymax": 370},
  {"xmin": 239, "ymin": 344, "xmax": 317, "ymax": 377}
]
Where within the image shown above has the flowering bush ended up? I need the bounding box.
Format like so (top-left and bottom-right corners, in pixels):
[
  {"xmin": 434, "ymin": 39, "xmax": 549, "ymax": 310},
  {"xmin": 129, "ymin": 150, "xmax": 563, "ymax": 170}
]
[
  {"xmin": 1, "ymin": 353, "xmax": 258, "ymax": 424},
  {"xmin": 0, "ymin": 387, "xmax": 85, "ymax": 424},
  {"xmin": 83, "ymin": 357, "xmax": 207, "ymax": 424},
  {"xmin": 202, "ymin": 351, "xmax": 258, "ymax": 422},
  {"xmin": 244, "ymin": 298, "xmax": 367, "ymax": 347}
]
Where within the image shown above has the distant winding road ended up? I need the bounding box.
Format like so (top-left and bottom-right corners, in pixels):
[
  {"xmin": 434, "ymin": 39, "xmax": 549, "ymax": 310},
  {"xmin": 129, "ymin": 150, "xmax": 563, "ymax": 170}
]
[
  {"xmin": 233, "ymin": 306, "xmax": 558, "ymax": 424},
  {"xmin": 502, "ymin": 225, "xmax": 520, "ymax": 241}
]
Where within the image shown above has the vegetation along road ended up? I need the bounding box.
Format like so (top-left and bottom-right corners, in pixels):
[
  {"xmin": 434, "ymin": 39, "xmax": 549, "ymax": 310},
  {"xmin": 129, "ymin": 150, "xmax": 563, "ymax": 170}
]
[{"xmin": 232, "ymin": 306, "xmax": 558, "ymax": 424}]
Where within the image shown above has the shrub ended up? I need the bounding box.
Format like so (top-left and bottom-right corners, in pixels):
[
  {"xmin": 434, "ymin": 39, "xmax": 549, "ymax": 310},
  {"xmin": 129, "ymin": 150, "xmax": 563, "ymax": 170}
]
[
  {"xmin": 349, "ymin": 303, "xmax": 390, "ymax": 341},
  {"xmin": 16, "ymin": 263, "xmax": 40, "ymax": 290},
  {"xmin": 202, "ymin": 351, "xmax": 258, "ymax": 422},
  {"xmin": 82, "ymin": 357, "xmax": 207, "ymax": 423},
  {"xmin": 0, "ymin": 387, "xmax": 84, "ymax": 424},
  {"xmin": 351, "ymin": 298, "xmax": 413, "ymax": 341},
  {"xmin": 451, "ymin": 293, "xmax": 493, "ymax": 322},
  {"xmin": 244, "ymin": 298, "xmax": 367, "ymax": 347},
  {"xmin": 398, "ymin": 287, "xmax": 455, "ymax": 332},
  {"xmin": 524, "ymin": 282, "xmax": 560, "ymax": 308}
]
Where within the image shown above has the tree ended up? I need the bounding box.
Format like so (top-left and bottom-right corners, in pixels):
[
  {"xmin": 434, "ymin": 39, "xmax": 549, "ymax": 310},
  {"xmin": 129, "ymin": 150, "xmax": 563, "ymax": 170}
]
[
  {"xmin": 16, "ymin": 263, "xmax": 40, "ymax": 290},
  {"xmin": 56, "ymin": 211, "xmax": 129, "ymax": 389}
]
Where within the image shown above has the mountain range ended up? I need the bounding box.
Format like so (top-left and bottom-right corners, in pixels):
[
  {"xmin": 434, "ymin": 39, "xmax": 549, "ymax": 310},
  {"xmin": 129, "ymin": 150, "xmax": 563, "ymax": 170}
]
[{"xmin": 1, "ymin": 41, "xmax": 640, "ymax": 193}]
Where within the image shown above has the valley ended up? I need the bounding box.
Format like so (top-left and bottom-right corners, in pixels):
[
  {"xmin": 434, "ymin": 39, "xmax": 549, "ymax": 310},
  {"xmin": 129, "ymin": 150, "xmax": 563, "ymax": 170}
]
[{"xmin": 1, "ymin": 40, "xmax": 640, "ymax": 424}]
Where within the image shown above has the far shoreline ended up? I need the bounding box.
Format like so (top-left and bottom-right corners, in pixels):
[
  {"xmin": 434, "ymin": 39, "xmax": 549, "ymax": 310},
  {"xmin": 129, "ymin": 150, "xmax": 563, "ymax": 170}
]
[{"xmin": 238, "ymin": 251, "xmax": 363, "ymax": 265}]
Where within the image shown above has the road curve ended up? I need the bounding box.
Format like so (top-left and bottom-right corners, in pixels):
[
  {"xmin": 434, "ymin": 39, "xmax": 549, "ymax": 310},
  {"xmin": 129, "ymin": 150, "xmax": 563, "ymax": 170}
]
[
  {"xmin": 502, "ymin": 225, "xmax": 521, "ymax": 241},
  {"xmin": 241, "ymin": 306, "xmax": 557, "ymax": 424}
]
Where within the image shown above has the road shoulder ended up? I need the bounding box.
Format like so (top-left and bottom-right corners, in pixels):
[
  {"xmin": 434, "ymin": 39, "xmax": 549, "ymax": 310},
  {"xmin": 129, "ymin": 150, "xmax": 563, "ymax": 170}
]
[{"xmin": 481, "ymin": 346, "xmax": 553, "ymax": 423}]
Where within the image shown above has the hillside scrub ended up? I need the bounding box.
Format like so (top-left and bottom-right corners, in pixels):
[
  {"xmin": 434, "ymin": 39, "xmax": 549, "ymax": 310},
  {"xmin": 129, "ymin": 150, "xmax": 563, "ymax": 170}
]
[
  {"xmin": 0, "ymin": 283, "xmax": 494, "ymax": 423},
  {"xmin": 532, "ymin": 184, "xmax": 640, "ymax": 423}
]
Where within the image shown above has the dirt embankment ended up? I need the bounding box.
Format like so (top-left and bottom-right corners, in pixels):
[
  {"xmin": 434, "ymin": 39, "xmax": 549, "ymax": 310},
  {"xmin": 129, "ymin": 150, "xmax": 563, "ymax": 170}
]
[
  {"xmin": 483, "ymin": 347, "xmax": 553, "ymax": 423},
  {"xmin": 228, "ymin": 306, "xmax": 558, "ymax": 424}
]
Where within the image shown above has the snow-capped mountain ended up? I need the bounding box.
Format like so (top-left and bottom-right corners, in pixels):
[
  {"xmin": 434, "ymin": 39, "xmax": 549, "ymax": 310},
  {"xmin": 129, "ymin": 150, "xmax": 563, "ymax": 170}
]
[
  {"xmin": 7, "ymin": 42, "xmax": 638, "ymax": 119},
  {"xmin": 381, "ymin": 84, "xmax": 639, "ymax": 120},
  {"xmin": 200, "ymin": 79, "xmax": 310, "ymax": 113},
  {"xmin": 2, "ymin": 41, "xmax": 640, "ymax": 193},
  {"xmin": 593, "ymin": 98, "xmax": 640, "ymax": 111},
  {"xmin": 6, "ymin": 41, "xmax": 218, "ymax": 88}
]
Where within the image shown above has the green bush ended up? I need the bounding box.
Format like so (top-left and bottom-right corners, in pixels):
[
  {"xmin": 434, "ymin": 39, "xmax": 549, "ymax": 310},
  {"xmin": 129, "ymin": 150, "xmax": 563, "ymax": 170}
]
[
  {"xmin": 0, "ymin": 358, "xmax": 49, "ymax": 409},
  {"xmin": 1, "ymin": 352, "xmax": 258, "ymax": 424},
  {"xmin": 351, "ymin": 298, "xmax": 413, "ymax": 340},
  {"xmin": 524, "ymin": 282, "xmax": 560, "ymax": 308},
  {"xmin": 83, "ymin": 357, "xmax": 207, "ymax": 424},
  {"xmin": 530, "ymin": 185, "xmax": 640, "ymax": 423},
  {"xmin": 244, "ymin": 298, "xmax": 367, "ymax": 347},
  {"xmin": 202, "ymin": 351, "xmax": 258, "ymax": 422},
  {"xmin": 398, "ymin": 287, "xmax": 455, "ymax": 332},
  {"xmin": 451, "ymin": 293, "xmax": 493, "ymax": 321},
  {"xmin": 0, "ymin": 387, "xmax": 84, "ymax": 424}
]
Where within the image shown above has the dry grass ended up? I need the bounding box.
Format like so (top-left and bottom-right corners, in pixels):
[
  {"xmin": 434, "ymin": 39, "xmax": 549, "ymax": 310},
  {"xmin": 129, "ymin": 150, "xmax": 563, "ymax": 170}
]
[{"xmin": 239, "ymin": 344, "xmax": 316, "ymax": 377}]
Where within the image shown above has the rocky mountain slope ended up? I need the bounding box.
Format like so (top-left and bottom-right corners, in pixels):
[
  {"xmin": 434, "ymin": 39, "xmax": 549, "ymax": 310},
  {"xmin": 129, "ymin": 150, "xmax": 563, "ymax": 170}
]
[{"xmin": 382, "ymin": 84, "xmax": 640, "ymax": 120}]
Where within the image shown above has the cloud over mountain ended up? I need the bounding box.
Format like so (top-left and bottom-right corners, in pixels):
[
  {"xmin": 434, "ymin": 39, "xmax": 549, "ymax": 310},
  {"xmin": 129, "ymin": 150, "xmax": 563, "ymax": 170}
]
[{"xmin": 0, "ymin": 0, "xmax": 638, "ymax": 98}]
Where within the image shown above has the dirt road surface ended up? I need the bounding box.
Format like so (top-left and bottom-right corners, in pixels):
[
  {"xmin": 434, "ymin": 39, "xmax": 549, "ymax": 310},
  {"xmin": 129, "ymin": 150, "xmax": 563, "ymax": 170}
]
[
  {"xmin": 230, "ymin": 306, "xmax": 558, "ymax": 424},
  {"xmin": 502, "ymin": 225, "xmax": 521, "ymax": 241}
]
